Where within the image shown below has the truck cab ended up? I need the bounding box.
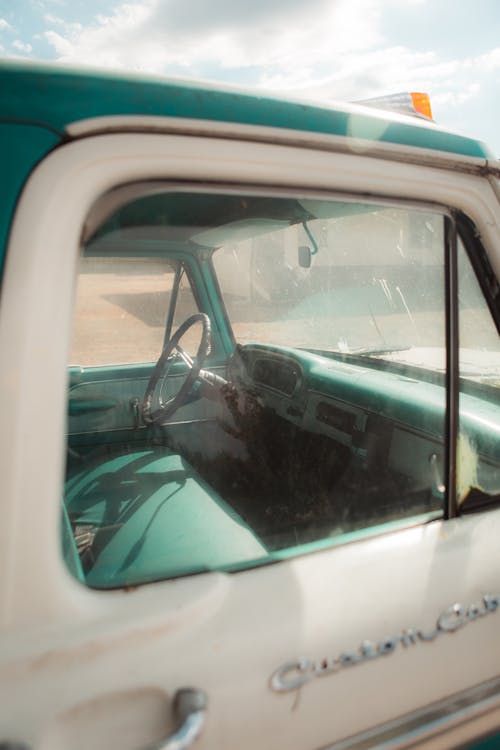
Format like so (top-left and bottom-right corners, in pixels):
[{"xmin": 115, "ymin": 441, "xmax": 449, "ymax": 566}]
[{"xmin": 0, "ymin": 61, "xmax": 499, "ymax": 750}]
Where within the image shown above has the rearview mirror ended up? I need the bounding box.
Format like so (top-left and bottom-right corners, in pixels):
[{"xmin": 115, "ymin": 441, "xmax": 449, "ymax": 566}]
[{"xmin": 298, "ymin": 245, "xmax": 312, "ymax": 268}]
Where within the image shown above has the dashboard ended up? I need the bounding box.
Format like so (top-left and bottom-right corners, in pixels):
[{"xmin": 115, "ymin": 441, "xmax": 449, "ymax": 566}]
[{"xmin": 234, "ymin": 344, "xmax": 462, "ymax": 501}]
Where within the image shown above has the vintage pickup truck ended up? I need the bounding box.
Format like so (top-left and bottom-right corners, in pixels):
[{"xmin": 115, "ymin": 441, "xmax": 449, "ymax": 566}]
[{"xmin": 0, "ymin": 60, "xmax": 499, "ymax": 750}]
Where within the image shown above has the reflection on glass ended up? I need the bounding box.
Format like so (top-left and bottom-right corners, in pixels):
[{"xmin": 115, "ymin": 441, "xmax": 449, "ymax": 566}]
[
  {"xmin": 457, "ymin": 239, "xmax": 500, "ymax": 507},
  {"xmin": 64, "ymin": 192, "xmax": 455, "ymax": 588}
]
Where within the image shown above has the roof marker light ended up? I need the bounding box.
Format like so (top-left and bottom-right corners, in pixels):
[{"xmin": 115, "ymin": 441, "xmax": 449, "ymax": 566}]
[
  {"xmin": 410, "ymin": 92, "xmax": 433, "ymax": 120},
  {"xmin": 355, "ymin": 92, "xmax": 434, "ymax": 121}
]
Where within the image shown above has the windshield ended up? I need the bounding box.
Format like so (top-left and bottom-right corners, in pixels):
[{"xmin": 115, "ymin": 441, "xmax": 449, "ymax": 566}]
[
  {"xmin": 213, "ymin": 199, "xmax": 500, "ymax": 389},
  {"xmin": 214, "ymin": 199, "xmax": 448, "ymax": 367}
]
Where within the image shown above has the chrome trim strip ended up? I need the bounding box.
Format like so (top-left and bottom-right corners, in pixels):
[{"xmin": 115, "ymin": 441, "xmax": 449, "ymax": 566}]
[
  {"xmin": 67, "ymin": 417, "xmax": 216, "ymax": 437},
  {"xmin": 320, "ymin": 675, "xmax": 500, "ymax": 750}
]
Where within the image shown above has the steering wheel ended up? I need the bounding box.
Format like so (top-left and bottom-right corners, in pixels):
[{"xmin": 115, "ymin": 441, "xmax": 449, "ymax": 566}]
[{"xmin": 142, "ymin": 313, "xmax": 211, "ymax": 425}]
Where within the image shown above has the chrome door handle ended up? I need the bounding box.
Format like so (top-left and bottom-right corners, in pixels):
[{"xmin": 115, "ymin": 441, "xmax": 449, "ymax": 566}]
[{"xmin": 146, "ymin": 688, "xmax": 208, "ymax": 750}]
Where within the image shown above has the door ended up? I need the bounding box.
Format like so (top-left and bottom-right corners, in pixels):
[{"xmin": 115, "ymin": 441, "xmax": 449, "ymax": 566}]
[{"xmin": 0, "ymin": 130, "xmax": 499, "ymax": 750}]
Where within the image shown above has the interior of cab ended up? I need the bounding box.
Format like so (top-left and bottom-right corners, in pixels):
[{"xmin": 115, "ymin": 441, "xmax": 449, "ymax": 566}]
[{"xmin": 64, "ymin": 186, "xmax": 500, "ymax": 589}]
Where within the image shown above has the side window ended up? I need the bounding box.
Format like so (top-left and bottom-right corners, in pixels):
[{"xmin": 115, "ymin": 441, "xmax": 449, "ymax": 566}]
[
  {"xmin": 63, "ymin": 187, "xmax": 498, "ymax": 590},
  {"xmin": 457, "ymin": 238, "xmax": 500, "ymax": 504}
]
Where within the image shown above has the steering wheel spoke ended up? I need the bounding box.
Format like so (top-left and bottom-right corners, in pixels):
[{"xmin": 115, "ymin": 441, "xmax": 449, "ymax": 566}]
[
  {"xmin": 175, "ymin": 344, "xmax": 195, "ymax": 369},
  {"xmin": 142, "ymin": 313, "xmax": 211, "ymax": 424}
]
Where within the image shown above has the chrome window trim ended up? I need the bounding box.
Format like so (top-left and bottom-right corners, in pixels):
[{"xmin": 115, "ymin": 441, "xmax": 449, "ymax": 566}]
[{"xmin": 322, "ymin": 675, "xmax": 500, "ymax": 749}]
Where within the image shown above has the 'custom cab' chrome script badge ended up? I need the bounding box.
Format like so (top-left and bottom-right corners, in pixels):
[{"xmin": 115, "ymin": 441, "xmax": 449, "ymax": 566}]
[{"xmin": 270, "ymin": 594, "xmax": 499, "ymax": 693}]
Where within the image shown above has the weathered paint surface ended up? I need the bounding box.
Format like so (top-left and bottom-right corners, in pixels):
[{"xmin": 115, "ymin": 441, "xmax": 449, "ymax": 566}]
[
  {"xmin": 0, "ymin": 60, "xmax": 494, "ymax": 275},
  {"xmin": 0, "ymin": 123, "xmax": 60, "ymax": 273},
  {"xmin": 0, "ymin": 61, "xmax": 492, "ymax": 160}
]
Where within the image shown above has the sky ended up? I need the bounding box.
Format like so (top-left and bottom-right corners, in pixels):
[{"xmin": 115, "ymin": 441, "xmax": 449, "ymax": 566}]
[{"xmin": 0, "ymin": 0, "xmax": 499, "ymax": 155}]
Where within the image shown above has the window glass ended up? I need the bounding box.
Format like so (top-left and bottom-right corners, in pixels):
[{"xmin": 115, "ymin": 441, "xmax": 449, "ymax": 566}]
[
  {"xmin": 64, "ymin": 189, "xmax": 452, "ymax": 589},
  {"xmin": 71, "ymin": 256, "xmax": 178, "ymax": 366},
  {"xmin": 457, "ymin": 239, "xmax": 500, "ymax": 506},
  {"xmin": 214, "ymin": 206, "xmax": 445, "ymax": 365}
]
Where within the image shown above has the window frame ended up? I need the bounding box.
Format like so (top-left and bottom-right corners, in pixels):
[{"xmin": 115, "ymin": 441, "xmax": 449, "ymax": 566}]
[
  {"xmin": 71, "ymin": 181, "xmax": 466, "ymax": 580},
  {"xmin": 0, "ymin": 129, "xmax": 498, "ymax": 621},
  {"xmin": 456, "ymin": 210, "xmax": 500, "ymax": 334}
]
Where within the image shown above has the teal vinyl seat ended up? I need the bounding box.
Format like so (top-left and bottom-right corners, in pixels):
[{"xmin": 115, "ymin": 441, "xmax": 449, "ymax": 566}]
[{"xmin": 64, "ymin": 447, "xmax": 266, "ymax": 588}]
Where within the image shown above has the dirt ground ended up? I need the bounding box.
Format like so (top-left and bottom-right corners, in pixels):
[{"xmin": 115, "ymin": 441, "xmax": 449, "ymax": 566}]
[{"xmin": 70, "ymin": 263, "xmax": 499, "ymax": 372}]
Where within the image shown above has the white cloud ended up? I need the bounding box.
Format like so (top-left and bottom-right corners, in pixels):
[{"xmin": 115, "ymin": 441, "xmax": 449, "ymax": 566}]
[
  {"xmin": 40, "ymin": 0, "xmax": 495, "ymax": 111},
  {"xmin": 43, "ymin": 1, "xmax": 154, "ymax": 69},
  {"xmin": 257, "ymin": 41, "xmax": 500, "ymax": 128},
  {"xmin": 44, "ymin": 13, "xmax": 68, "ymax": 26},
  {"xmin": 42, "ymin": 0, "xmax": 384, "ymax": 72},
  {"xmin": 12, "ymin": 39, "xmax": 33, "ymax": 53},
  {"xmin": 433, "ymin": 83, "xmax": 480, "ymax": 108},
  {"xmin": 44, "ymin": 29, "xmax": 75, "ymax": 56},
  {"xmin": 38, "ymin": 0, "xmax": 499, "ymax": 150},
  {"xmin": 0, "ymin": 18, "xmax": 12, "ymax": 31},
  {"xmin": 474, "ymin": 47, "xmax": 500, "ymax": 72}
]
